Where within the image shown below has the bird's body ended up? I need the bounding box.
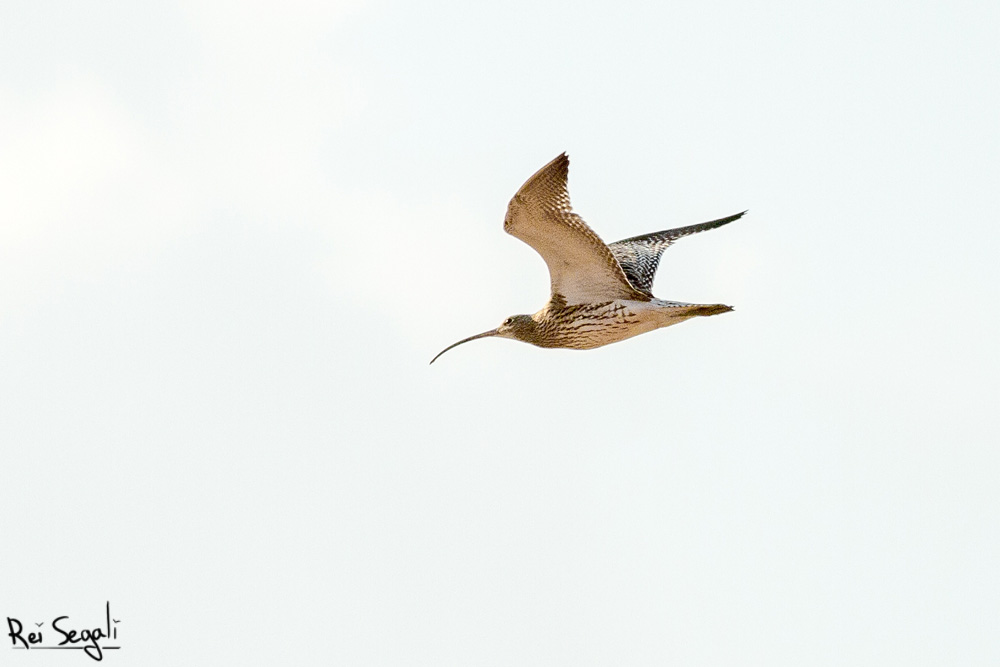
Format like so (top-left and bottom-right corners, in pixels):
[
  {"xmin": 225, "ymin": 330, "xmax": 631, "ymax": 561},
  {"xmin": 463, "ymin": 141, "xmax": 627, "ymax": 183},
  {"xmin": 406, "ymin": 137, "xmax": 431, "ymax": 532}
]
[
  {"xmin": 502, "ymin": 298, "xmax": 733, "ymax": 351},
  {"xmin": 431, "ymin": 153, "xmax": 744, "ymax": 363}
]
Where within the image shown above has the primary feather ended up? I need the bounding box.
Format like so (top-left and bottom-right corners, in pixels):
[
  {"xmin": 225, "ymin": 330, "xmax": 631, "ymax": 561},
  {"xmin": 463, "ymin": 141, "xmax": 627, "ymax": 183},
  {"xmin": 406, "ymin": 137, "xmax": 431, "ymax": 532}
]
[{"xmin": 609, "ymin": 211, "xmax": 747, "ymax": 295}]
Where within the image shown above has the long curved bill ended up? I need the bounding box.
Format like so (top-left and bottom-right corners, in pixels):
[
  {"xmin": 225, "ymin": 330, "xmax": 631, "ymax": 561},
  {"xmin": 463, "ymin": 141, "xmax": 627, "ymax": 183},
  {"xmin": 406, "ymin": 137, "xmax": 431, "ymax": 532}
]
[{"xmin": 429, "ymin": 329, "xmax": 500, "ymax": 364}]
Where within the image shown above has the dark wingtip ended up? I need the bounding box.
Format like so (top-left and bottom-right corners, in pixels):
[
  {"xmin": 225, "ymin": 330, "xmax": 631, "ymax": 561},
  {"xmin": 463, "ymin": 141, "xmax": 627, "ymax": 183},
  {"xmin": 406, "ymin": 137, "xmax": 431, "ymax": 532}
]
[
  {"xmin": 555, "ymin": 151, "xmax": 569, "ymax": 173},
  {"xmin": 715, "ymin": 210, "xmax": 747, "ymax": 226},
  {"xmin": 713, "ymin": 210, "xmax": 749, "ymax": 227}
]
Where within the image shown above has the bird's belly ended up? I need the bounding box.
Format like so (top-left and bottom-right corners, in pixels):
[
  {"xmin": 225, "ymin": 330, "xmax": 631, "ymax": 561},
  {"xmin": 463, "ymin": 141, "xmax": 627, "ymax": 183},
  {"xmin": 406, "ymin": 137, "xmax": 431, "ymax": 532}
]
[{"xmin": 547, "ymin": 300, "xmax": 668, "ymax": 350}]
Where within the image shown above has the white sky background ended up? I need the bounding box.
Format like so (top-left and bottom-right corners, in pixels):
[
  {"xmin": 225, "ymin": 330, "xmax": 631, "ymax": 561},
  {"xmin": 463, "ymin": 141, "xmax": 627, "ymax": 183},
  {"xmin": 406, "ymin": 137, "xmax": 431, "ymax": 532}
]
[{"xmin": 1, "ymin": 0, "xmax": 998, "ymax": 664}]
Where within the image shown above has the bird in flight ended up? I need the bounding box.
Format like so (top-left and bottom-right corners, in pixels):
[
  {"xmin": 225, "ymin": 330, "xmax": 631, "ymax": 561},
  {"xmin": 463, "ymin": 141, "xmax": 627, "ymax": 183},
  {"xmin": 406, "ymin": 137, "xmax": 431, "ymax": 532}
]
[{"xmin": 431, "ymin": 153, "xmax": 744, "ymax": 364}]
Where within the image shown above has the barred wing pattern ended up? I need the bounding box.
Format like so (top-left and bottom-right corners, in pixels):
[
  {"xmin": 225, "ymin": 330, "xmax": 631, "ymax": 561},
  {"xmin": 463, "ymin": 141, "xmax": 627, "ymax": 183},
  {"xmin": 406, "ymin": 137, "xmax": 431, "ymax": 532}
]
[
  {"xmin": 608, "ymin": 211, "xmax": 746, "ymax": 296},
  {"xmin": 504, "ymin": 153, "xmax": 647, "ymax": 305}
]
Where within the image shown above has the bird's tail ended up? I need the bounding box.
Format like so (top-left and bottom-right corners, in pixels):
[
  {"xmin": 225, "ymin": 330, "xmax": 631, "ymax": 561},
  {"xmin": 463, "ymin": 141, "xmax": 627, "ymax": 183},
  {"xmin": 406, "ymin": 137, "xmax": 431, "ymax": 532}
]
[
  {"xmin": 688, "ymin": 304, "xmax": 733, "ymax": 317},
  {"xmin": 658, "ymin": 301, "xmax": 733, "ymax": 317}
]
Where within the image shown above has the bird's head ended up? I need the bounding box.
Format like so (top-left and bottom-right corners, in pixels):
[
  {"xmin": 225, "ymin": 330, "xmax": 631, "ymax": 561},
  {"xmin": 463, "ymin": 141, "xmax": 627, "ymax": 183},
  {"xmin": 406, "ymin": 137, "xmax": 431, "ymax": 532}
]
[{"xmin": 430, "ymin": 314, "xmax": 536, "ymax": 364}]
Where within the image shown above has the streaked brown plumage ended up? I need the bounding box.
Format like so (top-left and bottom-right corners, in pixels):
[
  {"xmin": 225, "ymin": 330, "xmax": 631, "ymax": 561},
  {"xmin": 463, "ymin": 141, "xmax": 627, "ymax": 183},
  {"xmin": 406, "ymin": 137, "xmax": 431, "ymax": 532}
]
[{"xmin": 430, "ymin": 153, "xmax": 744, "ymax": 364}]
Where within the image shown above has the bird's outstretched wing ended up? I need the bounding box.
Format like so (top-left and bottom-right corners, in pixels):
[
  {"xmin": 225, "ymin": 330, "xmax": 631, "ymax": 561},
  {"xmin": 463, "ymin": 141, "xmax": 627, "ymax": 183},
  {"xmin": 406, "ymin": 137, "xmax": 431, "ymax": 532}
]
[
  {"xmin": 608, "ymin": 211, "xmax": 746, "ymax": 296},
  {"xmin": 504, "ymin": 153, "xmax": 648, "ymax": 305}
]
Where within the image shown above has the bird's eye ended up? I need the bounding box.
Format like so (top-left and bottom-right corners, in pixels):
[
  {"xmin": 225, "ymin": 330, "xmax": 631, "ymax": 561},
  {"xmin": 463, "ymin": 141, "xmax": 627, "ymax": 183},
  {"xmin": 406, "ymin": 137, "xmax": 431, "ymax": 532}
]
[{"xmin": 503, "ymin": 317, "xmax": 514, "ymax": 326}]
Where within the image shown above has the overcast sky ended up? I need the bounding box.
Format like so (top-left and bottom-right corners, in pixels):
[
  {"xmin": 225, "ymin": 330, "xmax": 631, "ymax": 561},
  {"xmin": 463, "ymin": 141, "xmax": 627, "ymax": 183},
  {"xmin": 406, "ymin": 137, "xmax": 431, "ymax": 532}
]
[{"xmin": 2, "ymin": 0, "xmax": 999, "ymax": 665}]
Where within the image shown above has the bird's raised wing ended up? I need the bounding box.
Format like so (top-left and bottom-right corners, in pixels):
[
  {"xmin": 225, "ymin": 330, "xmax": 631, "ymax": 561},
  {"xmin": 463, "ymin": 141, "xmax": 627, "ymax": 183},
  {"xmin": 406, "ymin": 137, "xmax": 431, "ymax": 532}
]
[
  {"xmin": 608, "ymin": 211, "xmax": 746, "ymax": 296},
  {"xmin": 504, "ymin": 153, "xmax": 646, "ymax": 305}
]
